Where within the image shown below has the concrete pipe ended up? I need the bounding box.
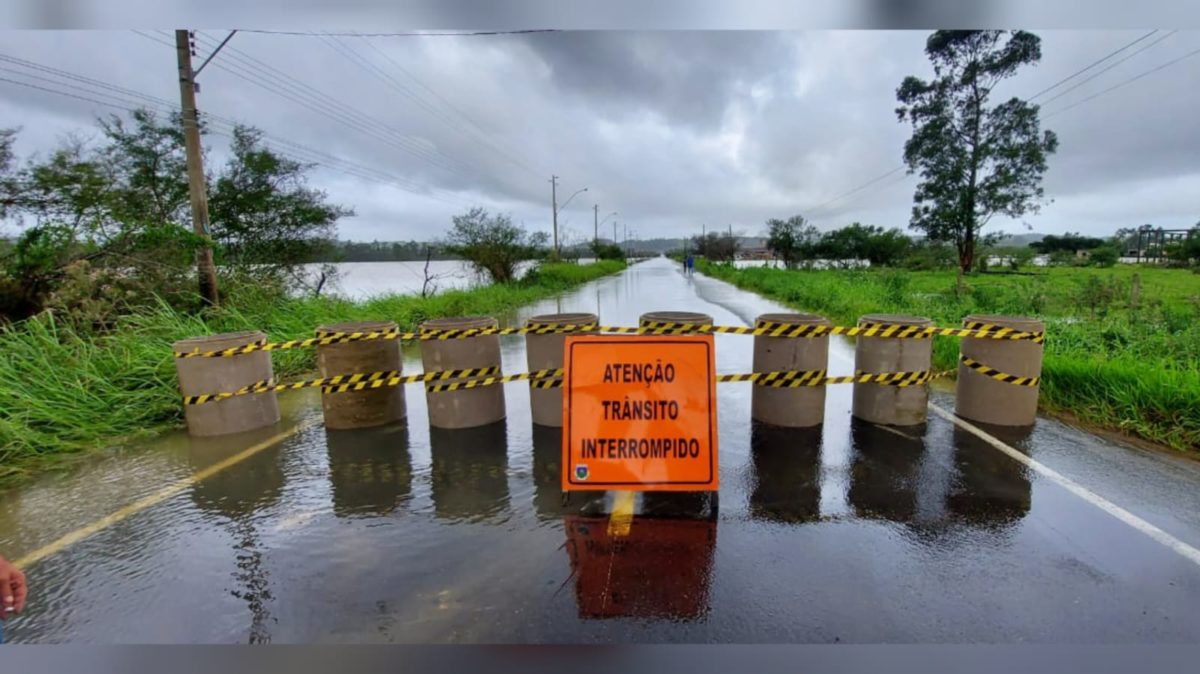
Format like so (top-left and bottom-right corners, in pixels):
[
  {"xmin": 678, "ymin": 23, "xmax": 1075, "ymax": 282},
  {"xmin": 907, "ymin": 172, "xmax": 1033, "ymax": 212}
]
[
  {"xmin": 851, "ymin": 314, "xmax": 933, "ymax": 426},
  {"xmin": 419, "ymin": 316, "xmax": 506, "ymax": 429},
  {"xmin": 316, "ymin": 321, "xmax": 405, "ymax": 430},
  {"xmin": 751, "ymin": 313, "xmax": 831, "ymax": 427},
  {"xmin": 639, "ymin": 311, "xmax": 713, "ymax": 334},
  {"xmin": 525, "ymin": 312, "xmax": 599, "ymax": 427},
  {"xmin": 173, "ymin": 330, "xmax": 280, "ymax": 437},
  {"xmin": 955, "ymin": 315, "xmax": 1045, "ymax": 426}
]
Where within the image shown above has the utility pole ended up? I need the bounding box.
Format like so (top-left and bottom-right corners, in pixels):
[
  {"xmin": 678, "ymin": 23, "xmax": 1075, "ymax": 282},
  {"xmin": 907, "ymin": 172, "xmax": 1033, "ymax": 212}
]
[
  {"xmin": 593, "ymin": 204, "xmax": 599, "ymax": 246},
  {"xmin": 176, "ymin": 29, "xmax": 220, "ymax": 307},
  {"xmin": 549, "ymin": 175, "xmax": 559, "ymax": 259},
  {"xmin": 613, "ymin": 221, "xmax": 617, "ymax": 246}
]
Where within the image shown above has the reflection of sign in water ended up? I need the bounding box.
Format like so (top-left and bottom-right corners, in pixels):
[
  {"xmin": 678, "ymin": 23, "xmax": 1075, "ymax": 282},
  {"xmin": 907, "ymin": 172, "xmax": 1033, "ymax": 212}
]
[
  {"xmin": 562, "ymin": 336, "xmax": 719, "ymax": 492},
  {"xmin": 563, "ymin": 515, "xmax": 716, "ymax": 619}
]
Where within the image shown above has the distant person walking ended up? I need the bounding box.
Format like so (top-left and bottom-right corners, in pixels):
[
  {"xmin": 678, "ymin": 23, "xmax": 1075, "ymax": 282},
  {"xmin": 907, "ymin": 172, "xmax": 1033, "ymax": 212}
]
[
  {"xmin": 686, "ymin": 253, "xmax": 695, "ymax": 276},
  {"xmin": 0, "ymin": 553, "xmax": 28, "ymax": 644}
]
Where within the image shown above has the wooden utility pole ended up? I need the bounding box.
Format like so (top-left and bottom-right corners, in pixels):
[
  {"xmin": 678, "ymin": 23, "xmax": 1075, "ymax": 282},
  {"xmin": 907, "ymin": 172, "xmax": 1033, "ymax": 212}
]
[
  {"xmin": 177, "ymin": 29, "xmax": 219, "ymax": 306},
  {"xmin": 593, "ymin": 204, "xmax": 598, "ymax": 246}
]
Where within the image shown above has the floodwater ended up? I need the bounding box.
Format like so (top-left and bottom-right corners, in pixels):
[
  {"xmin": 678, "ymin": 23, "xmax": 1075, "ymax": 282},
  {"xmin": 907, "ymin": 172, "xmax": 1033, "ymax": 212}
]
[
  {"xmin": 312, "ymin": 258, "xmax": 592, "ymax": 299},
  {"xmin": 3, "ymin": 257, "xmax": 1200, "ymax": 643}
]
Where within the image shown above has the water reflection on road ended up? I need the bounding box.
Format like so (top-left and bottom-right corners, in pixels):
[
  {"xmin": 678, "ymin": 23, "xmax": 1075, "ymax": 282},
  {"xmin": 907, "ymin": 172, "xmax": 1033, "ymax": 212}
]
[{"xmin": 2, "ymin": 257, "xmax": 1199, "ymax": 643}]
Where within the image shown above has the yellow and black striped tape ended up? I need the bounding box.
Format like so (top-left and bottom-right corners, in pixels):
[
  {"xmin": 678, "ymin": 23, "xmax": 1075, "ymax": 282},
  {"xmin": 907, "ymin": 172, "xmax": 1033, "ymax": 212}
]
[
  {"xmin": 174, "ymin": 321, "xmax": 1044, "ymax": 358},
  {"xmin": 185, "ymin": 364, "xmax": 967, "ymax": 405},
  {"xmin": 716, "ymin": 369, "xmax": 952, "ymax": 388},
  {"xmin": 183, "ymin": 366, "xmax": 503, "ymax": 405},
  {"xmin": 959, "ymin": 356, "xmax": 1040, "ymax": 387},
  {"xmin": 424, "ymin": 369, "xmax": 564, "ymax": 393},
  {"xmin": 173, "ymin": 323, "xmax": 600, "ymax": 359}
]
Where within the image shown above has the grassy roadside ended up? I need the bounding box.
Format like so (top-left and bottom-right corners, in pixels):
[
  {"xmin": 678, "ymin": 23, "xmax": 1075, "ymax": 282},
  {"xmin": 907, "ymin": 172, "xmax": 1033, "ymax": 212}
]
[
  {"xmin": 0, "ymin": 260, "xmax": 626, "ymax": 481},
  {"xmin": 698, "ymin": 261, "xmax": 1200, "ymax": 453}
]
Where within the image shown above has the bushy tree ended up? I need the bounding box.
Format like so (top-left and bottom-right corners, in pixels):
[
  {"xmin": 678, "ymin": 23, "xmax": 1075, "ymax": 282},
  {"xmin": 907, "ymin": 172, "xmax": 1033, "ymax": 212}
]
[
  {"xmin": 691, "ymin": 231, "xmax": 739, "ymax": 262},
  {"xmin": 209, "ymin": 126, "xmax": 351, "ymax": 286},
  {"xmin": 897, "ymin": 31, "xmax": 1058, "ymax": 273},
  {"xmin": 766, "ymin": 215, "xmax": 819, "ymax": 269},
  {"xmin": 0, "ymin": 109, "xmax": 352, "ymax": 321},
  {"xmin": 817, "ymin": 223, "xmax": 911, "ymax": 266},
  {"xmin": 445, "ymin": 207, "xmax": 547, "ymax": 283}
]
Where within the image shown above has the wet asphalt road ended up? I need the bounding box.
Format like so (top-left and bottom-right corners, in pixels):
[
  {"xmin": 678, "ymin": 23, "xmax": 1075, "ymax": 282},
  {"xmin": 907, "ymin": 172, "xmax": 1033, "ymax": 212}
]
[{"xmin": 2, "ymin": 256, "xmax": 1200, "ymax": 643}]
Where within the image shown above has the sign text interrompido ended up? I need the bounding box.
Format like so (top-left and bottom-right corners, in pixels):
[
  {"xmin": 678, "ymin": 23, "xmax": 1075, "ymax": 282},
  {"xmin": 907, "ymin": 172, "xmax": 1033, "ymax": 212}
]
[{"xmin": 561, "ymin": 335, "xmax": 719, "ymax": 491}]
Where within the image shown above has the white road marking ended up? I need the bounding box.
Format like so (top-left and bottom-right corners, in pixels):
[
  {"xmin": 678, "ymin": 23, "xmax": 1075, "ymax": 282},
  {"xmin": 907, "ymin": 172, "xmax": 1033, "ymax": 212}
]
[{"xmin": 928, "ymin": 403, "xmax": 1200, "ymax": 568}]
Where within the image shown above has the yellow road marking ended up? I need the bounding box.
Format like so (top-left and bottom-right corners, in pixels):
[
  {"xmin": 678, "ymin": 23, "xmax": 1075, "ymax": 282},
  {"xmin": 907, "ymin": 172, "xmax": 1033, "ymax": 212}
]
[
  {"xmin": 607, "ymin": 491, "xmax": 635, "ymax": 537},
  {"xmin": 14, "ymin": 418, "xmax": 319, "ymax": 569}
]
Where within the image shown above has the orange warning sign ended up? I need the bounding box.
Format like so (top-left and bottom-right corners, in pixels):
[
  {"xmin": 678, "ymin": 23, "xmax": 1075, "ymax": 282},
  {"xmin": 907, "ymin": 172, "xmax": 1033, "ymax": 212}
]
[{"xmin": 561, "ymin": 335, "xmax": 719, "ymax": 491}]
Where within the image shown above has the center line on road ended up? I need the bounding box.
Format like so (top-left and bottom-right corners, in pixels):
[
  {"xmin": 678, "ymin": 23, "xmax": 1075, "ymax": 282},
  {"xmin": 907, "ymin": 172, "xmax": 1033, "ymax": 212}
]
[
  {"xmin": 14, "ymin": 418, "xmax": 321, "ymax": 569},
  {"xmin": 928, "ymin": 403, "xmax": 1200, "ymax": 568}
]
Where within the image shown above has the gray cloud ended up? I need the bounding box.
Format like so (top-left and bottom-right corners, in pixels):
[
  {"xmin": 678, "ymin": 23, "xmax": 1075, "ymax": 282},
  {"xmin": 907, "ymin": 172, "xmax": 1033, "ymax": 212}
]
[{"xmin": 2, "ymin": 29, "xmax": 1198, "ymax": 244}]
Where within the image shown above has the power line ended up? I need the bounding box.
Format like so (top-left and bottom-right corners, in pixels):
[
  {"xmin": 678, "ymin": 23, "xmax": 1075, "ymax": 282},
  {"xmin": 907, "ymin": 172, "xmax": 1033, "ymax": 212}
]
[
  {"xmin": 191, "ymin": 31, "xmax": 495, "ymax": 186},
  {"xmin": 0, "ymin": 55, "xmax": 475, "ymax": 209},
  {"xmin": 183, "ymin": 32, "xmax": 473, "ymax": 180},
  {"xmin": 237, "ymin": 29, "xmax": 560, "ymax": 37},
  {"xmin": 1029, "ymin": 30, "xmax": 1159, "ymax": 100},
  {"xmin": 1044, "ymin": 44, "xmax": 1200, "ymax": 119},
  {"xmin": 353, "ymin": 34, "xmax": 543, "ymax": 178},
  {"xmin": 1037, "ymin": 30, "xmax": 1179, "ymax": 106}
]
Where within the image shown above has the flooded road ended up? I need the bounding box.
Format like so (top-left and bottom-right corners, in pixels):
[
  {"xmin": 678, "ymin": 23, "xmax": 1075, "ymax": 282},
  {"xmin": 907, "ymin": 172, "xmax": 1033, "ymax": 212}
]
[{"xmin": 3, "ymin": 257, "xmax": 1200, "ymax": 643}]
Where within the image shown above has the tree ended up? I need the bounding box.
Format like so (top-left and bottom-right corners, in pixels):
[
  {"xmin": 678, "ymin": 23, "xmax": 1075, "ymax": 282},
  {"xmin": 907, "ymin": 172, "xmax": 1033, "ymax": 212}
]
[
  {"xmin": 0, "ymin": 110, "xmax": 352, "ymax": 321},
  {"xmin": 896, "ymin": 31, "xmax": 1058, "ymax": 273},
  {"xmin": 816, "ymin": 223, "xmax": 911, "ymax": 267},
  {"xmin": 1030, "ymin": 232, "xmax": 1106, "ymax": 254},
  {"xmin": 691, "ymin": 231, "xmax": 739, "ymax": 262},
  {"xmin": 208, "ymin": 126, "xmax": 352, "ymax": 289},
  {"xmin": 766, "ymin": 215, "xmax": 819, "ymax": 269},
  {"xmin": 445, "ymin": 207, "xmax": 547, "ymax": 283}
]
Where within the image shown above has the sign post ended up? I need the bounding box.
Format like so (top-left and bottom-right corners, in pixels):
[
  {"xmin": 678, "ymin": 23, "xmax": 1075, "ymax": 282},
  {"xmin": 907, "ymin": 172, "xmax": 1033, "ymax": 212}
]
[{"xmin": 561, "ymin": 335, "xmax": 719, "ymax": 492}]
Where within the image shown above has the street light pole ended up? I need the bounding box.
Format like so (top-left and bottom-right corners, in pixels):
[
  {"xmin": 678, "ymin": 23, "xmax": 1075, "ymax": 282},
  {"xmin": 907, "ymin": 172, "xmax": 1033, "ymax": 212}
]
[
  {"xmin": 550, "ymin": 175, "xmax": 558, "ymax": 258},
  {"xmin": 550, "ymin": 176, "xmax": 586, "ymax": 259}
]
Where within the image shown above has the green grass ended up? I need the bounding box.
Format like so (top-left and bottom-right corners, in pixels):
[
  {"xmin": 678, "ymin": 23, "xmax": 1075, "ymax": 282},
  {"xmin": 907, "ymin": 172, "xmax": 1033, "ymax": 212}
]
[
  {"xmin": 0, "ymin": 260, "xmax": 626, "ymax": 480},
  {"xmin": 699, "ymin": 261, "xmax": 1200, "ymax": 453}
]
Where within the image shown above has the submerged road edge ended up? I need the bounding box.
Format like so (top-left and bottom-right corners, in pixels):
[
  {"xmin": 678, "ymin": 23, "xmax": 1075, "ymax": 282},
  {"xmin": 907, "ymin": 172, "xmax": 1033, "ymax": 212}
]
[
  {"xmin": 928, "ymin": 403, "xmax": 1200, "ymax": 568},
  {"xmin": 14, "ymin": 418, "xmax": 321, "ymax": 569}
]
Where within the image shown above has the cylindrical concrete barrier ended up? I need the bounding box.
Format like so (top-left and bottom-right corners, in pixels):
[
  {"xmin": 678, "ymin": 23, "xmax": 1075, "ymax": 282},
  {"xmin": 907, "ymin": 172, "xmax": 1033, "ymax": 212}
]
[
  {"xmin": 525, "ymin": 312, "xmax": 598, "ymax": 427},
  {"xmin": 419, "ymin": 316, "xmax": 506, "ymax": 429},
  {"xmin": 751, "ymin": 313, "xmax": 831, "ymax": 427},
  {"xmin": 174, "ymin": 331, "xmax": 280, "ymax": 437},
  {"xmin": 955, "ymin": 315, "xmax": 1045, "ymax": 426},
  {"xmin": 639, "ymin": 311, "xmax": 713, "ymax": 333},
  {"xmin": 316, "ymin": 321, "xmax": 405, "ymax": 430},
  {"xmin": 852, "ymin": 314, "xmax": 933, "ymax": 426}
]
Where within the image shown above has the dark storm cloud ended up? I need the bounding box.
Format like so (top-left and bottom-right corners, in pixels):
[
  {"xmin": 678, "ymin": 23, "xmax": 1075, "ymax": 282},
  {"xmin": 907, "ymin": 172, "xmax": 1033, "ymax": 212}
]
[
  {"xmin": 2, "ymin": 29, "xmax": 1198, "ymax": 242},
  {"xmin": 514, "ymin": 31, "xmax": 795, "ymax": 129}
]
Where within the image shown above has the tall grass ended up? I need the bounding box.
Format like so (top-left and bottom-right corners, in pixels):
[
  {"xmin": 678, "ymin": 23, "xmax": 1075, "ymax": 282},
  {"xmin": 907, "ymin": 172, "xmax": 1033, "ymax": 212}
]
[
  {"xmin": 700, "ymin": 261, "xmax": 1200, "ymax": 453},
  {"xmin": 0, "ymin": 260, "xmax": 626, "ymax": 479}
]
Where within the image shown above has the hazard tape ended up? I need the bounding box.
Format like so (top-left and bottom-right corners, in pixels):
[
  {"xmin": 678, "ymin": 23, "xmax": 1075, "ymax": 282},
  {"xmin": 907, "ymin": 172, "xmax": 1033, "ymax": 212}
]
[
  {"xmin": 173, "ymin": 321, "xmax": 1043, "ymax": 358},
  {"xmin": 173, "ymin": 323, "xmax": 600, "ymax": 359},
  {"xmin": 185, "ymin": 365, "xmax": 962, "ymax": 405},
  {"xmin": 959, "ymin": 357, "xmax": 1040, "ymax": 387},
  {"xmin": 716, "ymin": 369, "xmax": 953, "ymax": 388},
  {"xmin": 183, "ymin": 366, "xmax": 503, "ymax": 405},
  {"xmin": 424, "ymin": 370, "xmax": 565, "ymax": 393}
]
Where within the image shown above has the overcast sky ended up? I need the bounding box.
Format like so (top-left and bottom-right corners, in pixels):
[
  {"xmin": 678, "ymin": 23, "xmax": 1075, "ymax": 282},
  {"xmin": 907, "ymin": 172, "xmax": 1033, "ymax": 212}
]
[{"xmin": 2, "ymin": 29, "xmax": 1198, "ymax": 243}]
